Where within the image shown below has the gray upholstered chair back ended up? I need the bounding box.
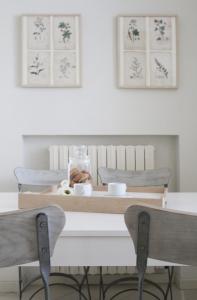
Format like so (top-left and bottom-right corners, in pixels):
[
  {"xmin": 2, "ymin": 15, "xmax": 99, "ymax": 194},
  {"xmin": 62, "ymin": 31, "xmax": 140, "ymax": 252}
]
[
  {"xmin": 98, "ymin": 167, "xmax": 171, "ymax": 187},
  {"xmin": 125, "ymin": 204, "xmax": 197, "ymax": 266},
  {"xmin": 0, "ymin": 205, "xmax": 65, "ymax": 268},
  {"xmin": 14, "ymin": 167, "xmax": 68, "ymax": 192}
]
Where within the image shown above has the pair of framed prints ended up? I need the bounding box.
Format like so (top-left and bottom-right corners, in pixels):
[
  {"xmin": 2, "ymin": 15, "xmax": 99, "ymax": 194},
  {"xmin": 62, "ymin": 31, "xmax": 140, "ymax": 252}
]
[{"xmin": 22, "ymin": 14, "xmax": 177, "ymax": 89}]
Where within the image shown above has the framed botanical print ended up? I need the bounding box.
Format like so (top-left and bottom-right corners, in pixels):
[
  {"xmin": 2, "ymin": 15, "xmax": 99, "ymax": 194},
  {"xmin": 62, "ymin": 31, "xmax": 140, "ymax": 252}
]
[
  {"xmin": 22, "ymin": 15, "xmax": 81, "ymax": 87},
  {"xmin": 117, "ymin": 15, "xmax": 177, "ymax": 89}
]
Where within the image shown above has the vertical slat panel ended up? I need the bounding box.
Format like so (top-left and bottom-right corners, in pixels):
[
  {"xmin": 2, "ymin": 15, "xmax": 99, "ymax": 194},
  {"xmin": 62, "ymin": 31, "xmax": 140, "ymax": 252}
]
[
  {"xmin": 68, "ymin": 145, "xmax": 75, "ymax": 159},
  {"xmin": 59, "ymin": 146, "xmax": 69, "ymax": 169},
  {"xmin": 97, "ymin": 146, "xmax": 107, "ymax": 185},
  {"xmin": 116, "ymin": 146, "xmax": 126, "ymax": 170},
  {"xmin": 49, "ymin": 145, "xmax": 59, "ymax": 170},
  {"xmin": 126, "ymin": 146, "xmax": 136, "ymax": 171},
  {"xmin": 145, "ymin": 145, "xmax": 155, "ymax": 170},
  {"xmin": 136, "ymin": 145, "xmax": 145, "ymax": 171},
  {"xmin": 88, "ymin": 145, "xmax": 98, "ymax": 186},
  {"xmin": 68, "ymin": 145, "xmax": 88, "ymax": 159},
  {"xmin": 107, "ymin": 146, "xmax": 116, "ymax": 168}
]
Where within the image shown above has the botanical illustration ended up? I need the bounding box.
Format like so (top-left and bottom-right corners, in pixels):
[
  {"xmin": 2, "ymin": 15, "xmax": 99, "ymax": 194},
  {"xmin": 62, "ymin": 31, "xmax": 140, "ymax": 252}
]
[
  {"xmin": 32, "ymin": 16, "xmax": 47, "ymax": 40},
  {"xmin": 150, "ymin": 17, "xmax": 172, "ymax": 50},
  {"xmin": 154, "ymin": 58, "xmax": 169, "ymax": 79},
  {"xmin": 27, "ymin": 52, "xmax": 50, "ymax": 85},
  {"xmin": 124, "ymin": 52, "xmax": 146, "ymax": 87},
  {"xmin": 53, "ymin": 52, "xmax": 77, "ymax": 86},
  {"xmin": 28, "ymin": 54, "xmax": 45, "ymax": 76},
  {"xmin": 53, "ymin": 16, "xmax": 76, "ymax": 50},
  {"xmin": 154, "ymin": 19, "xmax": 169, "ymax": 41},
  {"xmin": 150, "ymin": 53, "xmax": 172, "ymax": 87},
  {"xmin": 128, "ymin": 19, "xmax": 140, "ymax": 43},
  {"xmin": 27, "ymin": 16, "xmax": 50, "ymax": 50},
  {"xmin": 129, "ymin": 57, "xmax": 143, "ymax": 79},
  {"xmin": 123, "ymin": 17, "xmax": 145, "ymax": 50},
  {"xmin": 58, "ymin": 22, "xmax": 72, "ymax": 43}
]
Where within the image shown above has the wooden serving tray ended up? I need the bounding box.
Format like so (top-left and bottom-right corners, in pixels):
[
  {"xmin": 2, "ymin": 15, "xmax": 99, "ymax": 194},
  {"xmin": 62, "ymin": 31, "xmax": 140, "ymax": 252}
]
[{"xmin": 18, "ymin": 192, "xmax": 164, "ymax": 214}]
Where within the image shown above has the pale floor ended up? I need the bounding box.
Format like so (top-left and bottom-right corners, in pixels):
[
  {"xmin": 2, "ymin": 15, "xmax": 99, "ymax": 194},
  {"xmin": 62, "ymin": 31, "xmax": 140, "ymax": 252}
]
[{"xmin": 0, "ymin": 285, "xmax": 196, "ymax": 300}]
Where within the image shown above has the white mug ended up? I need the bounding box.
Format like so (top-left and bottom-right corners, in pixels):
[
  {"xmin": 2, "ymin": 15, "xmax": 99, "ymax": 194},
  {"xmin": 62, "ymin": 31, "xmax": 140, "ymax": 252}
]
[
  {"xmin": 108, "ymin": 182, "xmax": 127, "ymax": 196},
  {"xmin": 74, "ymin": 183, "xmax": 92, "ymax": 196}
]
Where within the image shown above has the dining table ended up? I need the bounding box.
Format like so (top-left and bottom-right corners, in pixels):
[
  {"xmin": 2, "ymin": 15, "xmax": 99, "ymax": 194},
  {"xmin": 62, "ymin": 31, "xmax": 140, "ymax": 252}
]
[{"xmin": 1, "ymin": 192, "xmax": 197, "ymax": 267}]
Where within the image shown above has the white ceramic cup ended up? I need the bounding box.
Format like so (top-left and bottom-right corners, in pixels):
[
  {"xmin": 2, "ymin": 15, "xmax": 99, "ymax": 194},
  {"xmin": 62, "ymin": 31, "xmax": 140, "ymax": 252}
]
[
  {"xmin": 73, "ymin": 183, "xmax": 92, "ymax": 196},
  {"xmin": 108, "ymin": 182, "xmax": 127, "ymax": 196}
]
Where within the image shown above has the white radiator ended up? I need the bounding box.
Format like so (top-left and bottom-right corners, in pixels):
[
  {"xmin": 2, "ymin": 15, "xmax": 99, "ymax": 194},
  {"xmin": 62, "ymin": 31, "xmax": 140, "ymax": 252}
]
[
  {"xmin": 49, "ymin": 144, "xmax": 155, "ymax": 275},
  {"xmin": 49, "ymin": 145, "xmax": 155, "ymax": 185}
]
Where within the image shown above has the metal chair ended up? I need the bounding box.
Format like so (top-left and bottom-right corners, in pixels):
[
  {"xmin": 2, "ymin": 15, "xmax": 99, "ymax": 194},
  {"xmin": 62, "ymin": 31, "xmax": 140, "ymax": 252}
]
[
  {"xmin": 14, "ymin": 167, "xmax": 68, "ymax": 192},
  {"xmin": 98, "ymin": 167, "xmax": 171, "ymax": 300},
  {"xmin": 124, "ymin": 204, "xmax": 197, "ymax": 299},
  {"xmin": 0, "ymin": 205, "xmax": 65, "ymax": 300},
  {"xmin": 14, "ymin": 167, "xmax": 91, "ymax": 300},
  {"xmin": 98, "ymin": 167, "xmax": 171, "ymax": 187}
]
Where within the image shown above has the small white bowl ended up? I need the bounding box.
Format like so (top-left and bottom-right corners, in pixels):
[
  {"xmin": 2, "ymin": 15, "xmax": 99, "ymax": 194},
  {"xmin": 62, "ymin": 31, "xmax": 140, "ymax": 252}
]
[
  {"xmin": 74, "ymin": 183, "xmax": 92, "ymax": 196},
  {"xmin": 108, "ymin": 182, "xmax": 127, "ymax": 196}
]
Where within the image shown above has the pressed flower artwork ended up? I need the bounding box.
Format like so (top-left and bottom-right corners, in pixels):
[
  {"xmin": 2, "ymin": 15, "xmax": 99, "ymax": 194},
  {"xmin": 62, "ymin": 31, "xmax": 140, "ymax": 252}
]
[
  {"xmin": 123, "ymin": 17, "xmax": 146, "ymax": 50},
  {"xmin": 27, "ymin": 52, "xmax": 50, "ymax": 86},
  {"xmin": 118, "ymin": 15, "xmax": 177, "ymax": 88},
  {"xmin": 124, "ymin": 52, "xmax": 146, "ymax": 87},
  {"xmin": 150, "ymin": 53, "xmax": 173, "ymax": 87},
  {"xmin": 22, "ymin": 15, "xmax": 81, "ymax": 87},
  {"xmin": 27, "ymin": 16, "xmax": 50, "ymax": 50},
  {"xmin": 150, "ymin": 17, "xmax": 172, "ymax": 50},
  {"xmin": 53, "ymin": 16, "xmax": 76, "ymax": 50},
  {"xmin": 53, "ymin": 52, "xmax": 77, "ymax": 86}
]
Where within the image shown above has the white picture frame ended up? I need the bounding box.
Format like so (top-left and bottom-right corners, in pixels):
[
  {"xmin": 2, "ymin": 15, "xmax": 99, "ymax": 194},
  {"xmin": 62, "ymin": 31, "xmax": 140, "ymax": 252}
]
[
  {"xmin": 22, "ymin": 14, "xmax": 81, "ymax": 87},
  {"xmin": 117, "ymin": 15, "xmax": 177, "ymax": 89}
]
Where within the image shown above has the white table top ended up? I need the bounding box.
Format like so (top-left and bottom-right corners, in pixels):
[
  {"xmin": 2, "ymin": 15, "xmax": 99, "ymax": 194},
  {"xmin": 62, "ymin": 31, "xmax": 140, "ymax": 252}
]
[
  {"xmin": 1, "ymin": 192, "xmax": 197, "ymax": 237},
  {"xmin": 1, "ymin": 192, "xmax": 197, "ymax": 266}
]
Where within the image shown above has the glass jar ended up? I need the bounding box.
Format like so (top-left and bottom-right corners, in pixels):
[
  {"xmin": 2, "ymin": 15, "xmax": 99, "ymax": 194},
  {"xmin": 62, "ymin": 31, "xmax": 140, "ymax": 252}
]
[{"xmin": 68, "ymin": 145, "xmax": 92, "ymax": 187}]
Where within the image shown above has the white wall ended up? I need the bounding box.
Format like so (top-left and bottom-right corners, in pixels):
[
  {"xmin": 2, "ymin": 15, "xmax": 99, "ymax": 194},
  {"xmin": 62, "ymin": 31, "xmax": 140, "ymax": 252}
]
[
  {"xmin": 0, "ymin": 0, "xmax": 197, "ymax": 192},
  {"xmin": 0, "ymin": 0, "xmax": 196, "ymax": 290}
]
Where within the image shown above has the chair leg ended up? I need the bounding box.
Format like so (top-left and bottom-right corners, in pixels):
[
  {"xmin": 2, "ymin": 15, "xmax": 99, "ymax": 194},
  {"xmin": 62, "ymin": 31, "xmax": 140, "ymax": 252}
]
[
  {"xmin": 136, "ymin": 212, "xmax": 150, "ymax": 300},
  {"xmin": 78, "ymin": 267, "xmax": 91, "ymax": 300},
  {"xmin": 36, "ymin": 213, "xmax": 51, "ymax": 300},
  {"xmin": 83, "ymin": 267, "xmax": 91, "ymax": 300},
  {"xmin": 164, "ymin": 266, "xmax": 174, "ymax": 300},
  {"xmin": 138, "ymin": 272, "xmax": 145, "ymax": 300},
  {"xmin": 42, "ymin": 277, "xmax": 50, "ymax": 300},
  {"xmin": 18, "ymin": 266, "xmax": 22, "ymax": 300},
  {"xmin": 99, "ymin": 267, "xmax": 104, "ymax": 300}
]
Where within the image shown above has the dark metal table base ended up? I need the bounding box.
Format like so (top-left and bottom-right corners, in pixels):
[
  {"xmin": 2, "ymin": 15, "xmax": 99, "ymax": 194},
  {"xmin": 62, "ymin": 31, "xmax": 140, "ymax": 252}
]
[
  {"xmin": 19, "ymin": 266, "xmax": 91, "ymax": 300},
  {"xmin": 99, "ymin": 266, "xmax": 174, "ymax": 300},
  {"xmin": 19, "ymin": 266, "xmax": 174, "ymax": 300}
]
